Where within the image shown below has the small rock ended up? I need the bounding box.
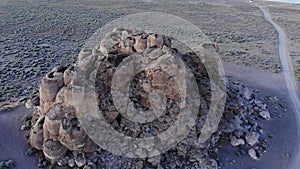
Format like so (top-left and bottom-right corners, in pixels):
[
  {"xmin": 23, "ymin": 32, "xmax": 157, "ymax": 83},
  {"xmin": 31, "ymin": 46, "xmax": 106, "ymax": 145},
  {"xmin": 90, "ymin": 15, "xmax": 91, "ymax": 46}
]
[
  {"xmin": 75, "ymin": 152, "xmax": 86, "ymax": 167},
  {"xmin": 248, "ymin": 148, "xmax": 258, "ymax": 160},
  {"xmin": 157, "ymin": 164, "xmax": 164, "ymax": 169},
  {"xmin": 68, "ymin": 158, "xmax": 75, "ymax": 167},
  {"xmin": 259, "ymin": 110, "xmax": 270, "ymax": 120},
  {"xmin": 231, "ymin": 136, "xmax": 245, "ymax": 146},
  {"xmin": 234, "ymin": 130, "xmax": 244, "ymax": 138},
  {"xmin": 21, "ymin": 125, "xmax": 28, "ymax": 130},
  {"xmin": 245, "ymin": 132, "xmax": 260, "ymax": 146},
  {"xmin": 83, "ymin": 164, "xmax": 92, "ymax": 169},
  {"xmin": 57, "ymin": 157, "xmax": 68, "ymax": 166},
  {"xmin": 135, "ymin": 161, "xmax": 143, "ymax": 169},
  {"xmin": 243, "ymin": 87, "xmax": 252, "ymax": 100},
  {"xmin": 147, "ymin": 155, "xmax": 161, "ymax": 166},
  {"xmin": 85, "ymin": 162, "xmax": 97, "ymax": 169}
]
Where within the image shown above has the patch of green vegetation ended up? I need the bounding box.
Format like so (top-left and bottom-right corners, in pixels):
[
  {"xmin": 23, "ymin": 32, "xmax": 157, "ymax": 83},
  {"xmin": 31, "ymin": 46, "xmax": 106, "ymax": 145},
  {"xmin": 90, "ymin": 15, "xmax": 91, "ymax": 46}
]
[
  {"xmin": 25, "ymin": 147, "xmax": 37, "ymax": 157},
  {"xmin": 0, "ymin": 160, "xmax": 14, "ymax": 169}
]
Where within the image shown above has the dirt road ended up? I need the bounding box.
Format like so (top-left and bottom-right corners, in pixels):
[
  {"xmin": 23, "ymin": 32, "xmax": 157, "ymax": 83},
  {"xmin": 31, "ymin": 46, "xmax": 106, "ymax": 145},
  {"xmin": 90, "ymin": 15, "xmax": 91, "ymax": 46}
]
[{"xmin": 259, "ymin": 5, "xmax": 300, "ymax": 169}]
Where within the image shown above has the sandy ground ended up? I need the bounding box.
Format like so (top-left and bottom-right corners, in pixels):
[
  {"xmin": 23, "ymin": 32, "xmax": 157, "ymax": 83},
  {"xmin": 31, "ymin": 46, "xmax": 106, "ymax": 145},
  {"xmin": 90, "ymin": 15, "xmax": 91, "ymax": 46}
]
[
  {"xmin": 0, "ymin": 106, "xmax": 38, "ymax": 169},
  {"xmin": 223, "ymin": 62, "xmax": 286, "ymax": 92}
]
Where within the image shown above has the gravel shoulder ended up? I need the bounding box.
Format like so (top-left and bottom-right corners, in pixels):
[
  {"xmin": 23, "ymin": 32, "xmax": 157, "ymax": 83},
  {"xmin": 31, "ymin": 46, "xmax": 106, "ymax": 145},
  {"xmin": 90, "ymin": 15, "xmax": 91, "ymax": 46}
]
[{"xmin": 220, "ymin": 61, "xmax": 298, "ymax": 169}]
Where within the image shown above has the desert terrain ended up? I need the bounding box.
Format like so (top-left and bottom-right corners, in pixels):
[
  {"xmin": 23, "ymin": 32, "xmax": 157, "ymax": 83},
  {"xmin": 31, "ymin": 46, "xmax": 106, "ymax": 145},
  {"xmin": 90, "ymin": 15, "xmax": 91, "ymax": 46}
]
[
  {"xmin": 0, "ymin": 0, "xmax": 283, "ymax": 102},
  {"xmin": 1, "ymin": 0, "xmax": 300, "ymax": 169}
]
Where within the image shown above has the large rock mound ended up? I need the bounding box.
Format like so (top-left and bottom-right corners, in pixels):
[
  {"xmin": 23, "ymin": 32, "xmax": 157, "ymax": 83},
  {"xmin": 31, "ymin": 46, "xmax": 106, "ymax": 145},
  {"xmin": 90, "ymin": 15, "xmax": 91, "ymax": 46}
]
[{"xmin": 25, "ymin": 28, "xmax": 270, "ymax": 168}]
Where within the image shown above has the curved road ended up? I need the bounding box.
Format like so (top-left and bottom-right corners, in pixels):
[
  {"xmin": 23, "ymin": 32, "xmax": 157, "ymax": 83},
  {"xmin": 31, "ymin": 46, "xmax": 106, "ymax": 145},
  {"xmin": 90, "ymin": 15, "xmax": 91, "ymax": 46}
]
[{"xmin": 258, "ymin": 6, "xmax": 300, "ymax": 169}]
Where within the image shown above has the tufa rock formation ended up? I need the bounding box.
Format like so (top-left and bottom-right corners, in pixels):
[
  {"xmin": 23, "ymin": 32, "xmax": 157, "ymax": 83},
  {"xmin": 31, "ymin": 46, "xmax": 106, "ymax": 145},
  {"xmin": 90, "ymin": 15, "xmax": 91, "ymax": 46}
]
[{"xmin": 26, "ymin": 28, "xmax": 271, "ymax": 168}]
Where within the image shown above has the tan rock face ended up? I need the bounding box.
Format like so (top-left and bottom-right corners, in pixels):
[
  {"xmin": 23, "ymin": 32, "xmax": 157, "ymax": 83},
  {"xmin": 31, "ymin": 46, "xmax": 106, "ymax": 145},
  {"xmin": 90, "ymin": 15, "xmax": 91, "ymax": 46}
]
[
  {"xmin": 100, "ymin": 28, "xmax": 171, "ymax": 55},
  {"xmin": 29, "ymin": 28, "xmax": 219, "ymax": 168},
  {"xmin": 29, "ymin": 64, "xmax": 98, "ymax": 165}
]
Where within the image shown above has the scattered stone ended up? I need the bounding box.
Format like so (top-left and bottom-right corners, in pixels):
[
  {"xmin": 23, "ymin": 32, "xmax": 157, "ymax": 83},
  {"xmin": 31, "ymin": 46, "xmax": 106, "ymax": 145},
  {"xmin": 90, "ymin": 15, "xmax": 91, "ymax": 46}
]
[
  {"xmin": 243, "ymin": 87, "xmax": 252, "ymax": 100},
  {"xmin": 231, "ymin": 136, "xmax": 245, "ymax": 146},
  {"xmin": 259, "ymin": 110, "xmax": 271, "ymax": 120},
  {"xmin": 74, "ymin": 152, "xmax": 86, "ymax": 167},
  {"xmin": 199, "ymin": 158, "xmax": 218, "ymax": 169},
  {"xmin": 234, "ymin": 129, "xmax": 244, "ymax": 138},
  {"xmin": 147, "ymin": 156, "xmax": 161, "ymax": 166},
  {"xmin": 21, "ymin": 125, "xmax": 29, "ymax": 131},
  {"xmin": 25, "ymin": 99, "xmax": 33, "ymax": 109},
  {"xmin": 248, "ymin": 148, "xmax": 258, "ymax": 160},
  {"xmin": 245, "ymin": 132, "xmax": 260, "ymax": 146},
  {"xmin": 135, "ymin": 161, "xmax": 144, "ymax": 169},
  {"xmin": 68, "ymin": 157, "xmax": 75, "ymax": 168}
]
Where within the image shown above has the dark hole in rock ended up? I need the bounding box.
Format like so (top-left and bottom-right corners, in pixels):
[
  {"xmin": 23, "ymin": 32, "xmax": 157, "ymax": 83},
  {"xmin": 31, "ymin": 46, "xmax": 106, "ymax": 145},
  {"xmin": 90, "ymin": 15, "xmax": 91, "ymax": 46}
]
[
  {"xmin": 37, "ymin": 116, "xmax": 45, "ymax": 126},
  {"xmin": 48, "ymin": 72, "xmax": 54, "ymax": 78},
  {"xmin": 57, "ymin": 66, "xmax": 68, "ymax": 73},
  {"xmin": 62, "ymin": 118, "xmax": 70, "ymax": 130}
]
